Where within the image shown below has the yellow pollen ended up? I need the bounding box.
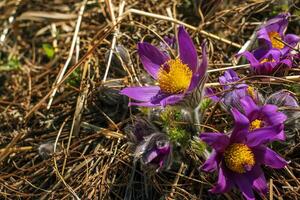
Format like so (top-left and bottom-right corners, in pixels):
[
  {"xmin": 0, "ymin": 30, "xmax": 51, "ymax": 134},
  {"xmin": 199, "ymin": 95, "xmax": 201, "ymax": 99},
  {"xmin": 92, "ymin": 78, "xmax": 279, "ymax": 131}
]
[
  {"xmin": 268, "ymin": 31, "xmax": 284, "ymax": 49},
  {"xmin": 157, "ymin": 58, "xmax": 192, "ymax": 94},
  {"xmin": 224, "ymin": 143, "xmax": 255, "ymax": 173},
  {"xmin": 260, "ymin": 58, "xmax": 275, "ymax": 64},
  {"xmin": 247, "ymin": 86, "xmax": 256, "ymax": 99},
  {"xmin": 250, "ymin": 119, "xmax": 263, "ymax": 131}
]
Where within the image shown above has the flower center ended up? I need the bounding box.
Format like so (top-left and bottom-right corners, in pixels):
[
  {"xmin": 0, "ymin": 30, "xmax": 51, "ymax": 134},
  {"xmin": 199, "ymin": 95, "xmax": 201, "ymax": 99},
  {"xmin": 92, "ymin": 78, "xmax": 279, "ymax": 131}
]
[
  {"xmin": 158, "ymin": 58, "xmax": 192, "ymax": 94},
  {"xmin": 224, "ymin": 143, "xmax": 255, "ymax": 173},
  {"xmin": 268, "ymin": 31, "xmax": 284, "ymax": 49},
  {"xmin": 247, "ymin": 86, "xmax": 256, "ymax": 99},
  {"xmin": 260, "ymin": 58, "xmax": 276, "ymax": 64},
  {"xmin": 249, "ymin": 119, "xmax": 263, "ymax": 131}
]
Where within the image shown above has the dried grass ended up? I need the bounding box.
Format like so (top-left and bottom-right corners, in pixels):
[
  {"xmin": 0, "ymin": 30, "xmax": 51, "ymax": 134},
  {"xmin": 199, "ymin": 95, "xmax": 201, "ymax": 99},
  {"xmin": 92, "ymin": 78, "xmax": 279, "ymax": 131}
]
[{"xmin": 0, "ymin": 0, "xmax": 299, "ymax": 199}]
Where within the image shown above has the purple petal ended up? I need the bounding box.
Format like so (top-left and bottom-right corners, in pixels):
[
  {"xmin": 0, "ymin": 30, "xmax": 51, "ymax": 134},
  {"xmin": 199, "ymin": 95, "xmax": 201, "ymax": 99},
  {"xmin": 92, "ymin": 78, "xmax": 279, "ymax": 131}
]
[
  {"xmin": 120, "ymin": 86, "xmax": 160, "ymax": 101},
  {"xmin": 240, "ymin": 51, "xmax": 259, "ymax": 65},
  {"xmin": 159, "ymin": 93, "xmax": 184, "ymax": 107},
  {"xmin": 230, "ymin": 108, "xmax": 250, "ymax": 143},
  {"xmin": 264, "ymin": 49, "xmax": 281, "ymax": 61},
  {"xmin": 145, "ymin": 150, "xmax": 158, "ymax": 163},
  {"xmin": 138, "ymin": 42, "xmax": 169, "ymax": 79},
  {"xmin": 210, "ymin": 165, "xmax": 233, "ymax": 193},
  {"xmin": 249, "ymin": 165, "xmax": 268, "ymax": 195},
  {"xmin": 284, "ymin": 34, "xmax": 300, "ymax": 48},
  {"xmin": 265, "ymin": 90, "xmax": 299, "ymax": 107},
  {"xmin": 261, "ymin": 104, "xmax": 278, "ymax": 113},
  {"xmin": 240, "ymin": 96, "xmax": 259, "ymax": 117},
  {"xmin": 246, "ymin": 124, "xmax": 284, "ymax": 147},
  {"xmin": 263, "ymin": 109, "xmax": 287, "ymax": 125},
  {"xmin": 205, "ymin": 88, "xmax": 220, "ymax": 102},
  {"xmin": 187, "ymin": 42, "xmax": 208, "ymax": 91},
  {"xmin": 178, "ymin": 26, "xmax": 198, "ymax": 73},
  {"xmin": 199, "ymin": 132, "xmax": 229, "ymax": 153},
  {"xmin": 188, "ymin": 74, "xmax": 202, "ymax": 92},
  {"xmin": 201, "ymin": 150, "xmax": 220, "ymax": 172},
  {"xmin": 278, "ymin": 58, "xmax": 292, "ymax": 69},
  {"xmin": 253, "ymin": 48, "xmax": 269, "ymax": 60},
  {"xmin": 257, "ymin": 27, "xmax": 271, "ymax": 47},
  {"xmin": 233, "ymin": 174, "xmax": 255, "ymax": 200},
  {"xmin": 253, "ymin": 146, "xmax": 287, "ymax": 168}
]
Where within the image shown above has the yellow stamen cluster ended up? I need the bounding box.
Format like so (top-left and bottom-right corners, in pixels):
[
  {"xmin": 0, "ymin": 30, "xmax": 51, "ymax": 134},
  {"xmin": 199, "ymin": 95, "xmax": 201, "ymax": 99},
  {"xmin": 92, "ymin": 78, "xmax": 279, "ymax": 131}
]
[
  {"xmin": 250, "ymin": 119, "xmax": 263, "ymax": 131},
  {"xmin": 158, "ymin": 58, "xmax": 192, "ymax": 94},
  {"xmin": 224, "ymin": 143, "xmax": 255, "ymax": 173},
  {"xmin": 268, "ymin": 31, "xmax": 284, "ymax": 49},
  {"xmin": 260, "ymin": 58, "xmax": 276, "ymax": 64},
  {"xmin": 247, "ymin": 86, "xmax": 256, "ymax": 99}
]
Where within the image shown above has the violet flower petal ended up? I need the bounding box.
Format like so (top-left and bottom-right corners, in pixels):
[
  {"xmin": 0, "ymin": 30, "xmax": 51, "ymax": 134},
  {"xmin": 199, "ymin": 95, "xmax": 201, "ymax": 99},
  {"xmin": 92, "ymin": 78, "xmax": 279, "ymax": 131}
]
[
  {"xmin": 240, "ymin": 51, "xmax": 259, "ymax": 65},
  {"xmin": 253, "ymin": 146, "xmax": 287, "ymax": 168},
  {"xmin": 178, "ymin": 26, "xmax": 198, "ymax": 73},
  {"xmin": 263, "ymin": 107, "xmax": 287, "ymax": 125},
  {"xmin": 282, "ymin": 34, "xmax": 300, "ymax": 55},
  {"xmin": 201, "ymin": 150, "xmax": 220, "ymax": 172},
  {"xmin": 246, "ymin": 124, "xmax": 284, "ymax": 147},
  {"xmin": 210, "ymin": 165, "xmax": 233, "ymax": 193},
  {"xmin": 265, "ymin": 90, "xmax": 299, "ymax": 107},
  {"xmin": 277, "ymin": 58, "xmax": 292, "ymax": 70},
  {"xmin": 199, "ymin": 133, "xmax": 229, "ymax": 153},
  {"xmin": 188, "ymin": 42, "xmax": 208, "ymax": 91},
  {"xmin": 240, "ymin": 96, "xmax": 259, "ymax": 116},
  {"xmin": 234, "ymin": 173, "xmax": 255, "ymax": 200},
  {"xmin": 230, "ymin": 108, "xmax": 250, "ymax": 143},
  {"xmin": 159, "ymin": 93, "xmax": 184, "ymax": 107},
  {"xmin": 145, "ymin": 150, "xmax": 158, "ymax": 164},
  {"xmin": 120, "ymin": 86, "xmax": 160, "ymax": 101},
  {"xmin": 138, "ymin": 42, "xmax": 170, "ymax": 79},
  {"xmin": 249, "ymin": 165, "xmax": 268, "ymax": 195},
  {"xmin": 205, "ymin": 88, "xmax": 220, "ymax": 102}
]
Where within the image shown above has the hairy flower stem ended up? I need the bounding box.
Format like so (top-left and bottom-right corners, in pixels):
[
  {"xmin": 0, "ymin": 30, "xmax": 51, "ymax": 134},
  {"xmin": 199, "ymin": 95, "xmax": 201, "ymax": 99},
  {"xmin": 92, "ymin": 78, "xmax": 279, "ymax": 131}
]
[
  {"xmin": 190, "ymin": 106, "xmax": 209, "ymax": 159},
  {"xmin": 193, "ymin": 106, "xmax": 201, "ymax": 132}
]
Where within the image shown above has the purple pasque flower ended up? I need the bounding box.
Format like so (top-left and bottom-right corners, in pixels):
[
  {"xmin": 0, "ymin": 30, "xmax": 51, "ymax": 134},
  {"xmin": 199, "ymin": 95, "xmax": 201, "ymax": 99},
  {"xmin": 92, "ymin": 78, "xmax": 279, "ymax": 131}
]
[
  {"xmin": 200, "ymin": 108, "xmax": 287, "ymax": 200},
  {"xmin": 240, "ymin": 96, "xmax": 287, "ymax": 141},
  {"xmin": 240, "ymin": 48, "xmax": 292, "ymax": 75},
  {"xmin": 128, "ymin": 118, "xmax": 173, "ymax": 171},
  {"xmin": 206, "ymin": 69, "xmax": 263, "ymax": 111},
  {"xmin": 120, "ymin": 26, "xmax": 207, "ymax": 107},
  {"xmin": 257, "ymin": 13, "xmax": 300, "ymax": 55},
  {"xmin": 135, "ymin": 132, "xmax": 172, "ymax": 172},
  {"xmin": 265, "ymin": 90, "xmax": 300, "ymax": 124},
  {"xmin": 265, "ymin": 90, "xmax": 299, "ymax": 108}
]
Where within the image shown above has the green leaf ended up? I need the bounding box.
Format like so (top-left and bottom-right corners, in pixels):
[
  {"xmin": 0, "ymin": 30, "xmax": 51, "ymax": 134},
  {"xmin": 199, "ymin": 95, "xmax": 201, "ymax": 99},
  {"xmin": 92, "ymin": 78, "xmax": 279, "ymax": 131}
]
[
  {"xmin": 42, "ymin": 43, "xmax": 55, "ymax": 59},
  {"xmin": 0, "ymin": 57, "xmax": 20, "ymax": 71}
]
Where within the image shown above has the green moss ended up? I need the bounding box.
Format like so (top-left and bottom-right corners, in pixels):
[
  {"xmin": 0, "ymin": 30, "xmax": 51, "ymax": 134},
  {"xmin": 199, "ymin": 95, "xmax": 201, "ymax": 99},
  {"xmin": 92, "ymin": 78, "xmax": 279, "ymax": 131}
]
[
  {"xmin": 66, "ymin": 68, "xmax": 81, "ymax": 87},
  {"xmin": 167, "ymin": 127, "xmax": 190, "ymax": 146},
  {"xmin": 42, "ymin": 43, "xmax": 55, "ymax": 59},
  {"xmin": 191, "ymin": 136, "xmax": 207, "ymax": 157},
  {"xmin": 0, "ymin": 56, "xmax": 20, "ymax": 72}
]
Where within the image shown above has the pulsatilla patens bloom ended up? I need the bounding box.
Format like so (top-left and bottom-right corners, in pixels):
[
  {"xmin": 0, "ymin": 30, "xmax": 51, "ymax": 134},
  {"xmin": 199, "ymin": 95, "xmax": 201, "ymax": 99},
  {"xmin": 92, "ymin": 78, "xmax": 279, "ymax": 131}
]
[
  {"xmin": 200, "ymin": 107, "xmax": 287, "ymax": 200},
  {"xmin": 256, "ymin": 13, "xmax": 299, "ymax": 55},
  {"xmin": 240, "ymin": 49, "xmax": 292, "ymax": 75},
  {"xmin": 127, "ymin": 118, "xmax": 173, "ymax": 172},
  {"xmin": 206, "ymin": 69, "xmax": 263, "ymax": 111},
  {"xmin": 121, "ymin": 26, "xmax": 207, "ymax": 107},
  {"xmin": 239, "ymin": 13, "xmax": 299, "ymax": 75},
  {"xmin": 240, "ymin": 96, "xmax": 286, "ymax": 141}
]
